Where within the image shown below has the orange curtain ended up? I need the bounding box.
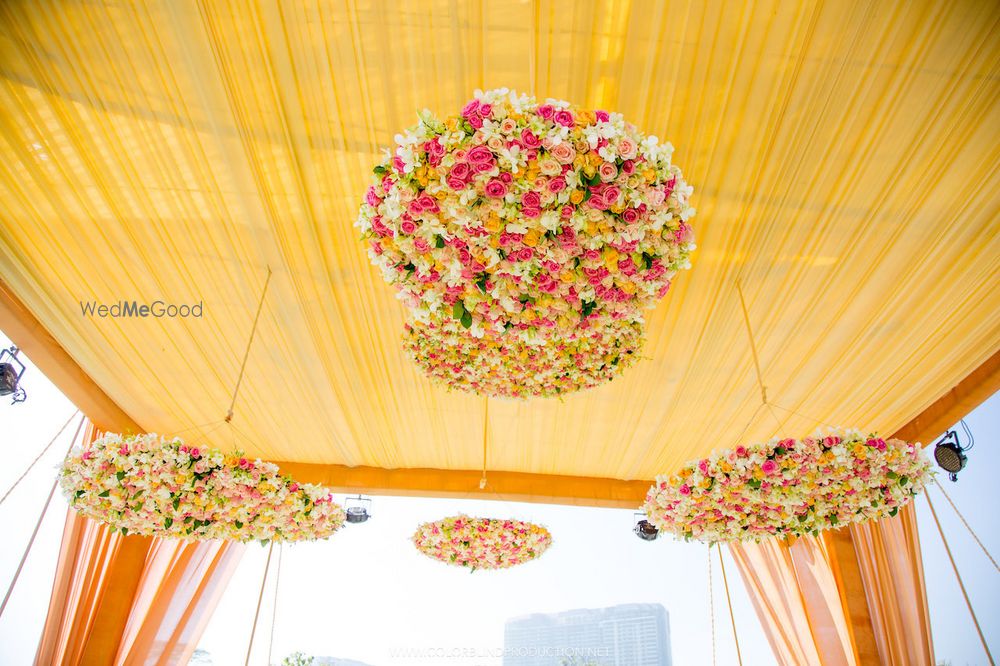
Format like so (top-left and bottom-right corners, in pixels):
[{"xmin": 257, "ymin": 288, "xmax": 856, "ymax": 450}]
[
  {"xmin": 849, "ymin": 504, "xmax": 934, "ymax": 666},
  {"xmin": 114, "ymin": 536, "xmax": 243, "ymax": 665},
  {"xmin": 36, "ymin": 509, "xmax": 244, "ymax": 666},
  {"xmin": 730, "ymin": 504, "xmax": 933, "ymax": 666},
  {"xmin": 729, "ymin": 535, "xmax": 856, "ymax": 666}
]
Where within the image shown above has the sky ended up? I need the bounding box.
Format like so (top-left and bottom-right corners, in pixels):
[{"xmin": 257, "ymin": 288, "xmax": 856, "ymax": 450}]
[{"xmin": 0, "ymin": 331, "xmax": 997, "ymax": 666}]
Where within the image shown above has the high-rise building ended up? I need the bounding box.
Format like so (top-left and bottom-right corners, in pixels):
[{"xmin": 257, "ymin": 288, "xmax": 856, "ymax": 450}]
[{"xmin": 503, "ymin": 603, "xmax": 671, "ymax": 666}]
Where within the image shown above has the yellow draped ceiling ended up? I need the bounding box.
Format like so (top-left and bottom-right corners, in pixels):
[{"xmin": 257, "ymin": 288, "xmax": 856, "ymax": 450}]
[{"xmin": 0, "ymin": 1, "xmax": 997, "ymax": 485}]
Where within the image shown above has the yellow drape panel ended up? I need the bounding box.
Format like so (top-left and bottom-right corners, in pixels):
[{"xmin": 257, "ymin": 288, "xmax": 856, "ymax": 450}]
[
  {"xmin": 0, "ymin": 1, "xmax": 998, "ymax": 481},
  {"xmin": 730, "ymin": 504, "xmax": 933, "ymax": 666}
]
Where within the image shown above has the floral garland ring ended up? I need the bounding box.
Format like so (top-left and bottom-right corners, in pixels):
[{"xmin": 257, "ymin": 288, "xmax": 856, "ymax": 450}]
[
  {"xmin": 642, "ymin": 429, "xmax": 933, "ymax": 543},
  {"xmin": 60, "ymin": 433, "xmax": 346, "ymax": 543},
  {"xmin": 357, "ymin": 88, "xmax": 695, "ymax": 342},
  {"xmin": 412, "ymin": 514, "xmax": 552, "ymax": 571},
  {"xmin": 403, "ymin": 318, "xmax": 643, "ymax": 398}
]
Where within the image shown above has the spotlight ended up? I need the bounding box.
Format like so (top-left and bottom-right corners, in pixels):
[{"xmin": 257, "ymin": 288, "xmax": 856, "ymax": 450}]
[
  {"xmin": 0, "ymin": 346, "xmax": 27, "ymax": 404},
  {"xmin": 633, "ymin": 512, "xmax": 659, "ymax": 541},
  {"xmin": 933, "ymin": 421, "xmax": 974, "ymax": 482},
  {"xmin": 344, "ymin": 495, "xmax": 372, "ymax": 523}
]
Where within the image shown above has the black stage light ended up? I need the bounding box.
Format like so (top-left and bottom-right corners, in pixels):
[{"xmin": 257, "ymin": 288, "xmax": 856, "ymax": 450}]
[
  {"xmin": 344, "ymin": 495, "xmax": 372, "ymax": 523},
  {"xmin": 0, "ymin": 346, "xmax": 27, "ymax": 404},
  {"xmin": 933, "ymin": 421, "xmax": 974, "ymax": 482}
]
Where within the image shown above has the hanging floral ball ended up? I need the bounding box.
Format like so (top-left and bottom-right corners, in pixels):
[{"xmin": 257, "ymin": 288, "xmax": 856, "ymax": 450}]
[
  {"xmin": 412, "ymin": 514, "xmax": 552, "ymax": 571},
  {"xmin": 642, "ymin": 430, "xmax": 933, "ymax": 543},
  {"xmin": 60, "ymin": 433, "xmax": 346, "ymax": 543},
  {"xmin": 357, "ymin": 88, "xmax": 696, "ymax": 342},
  {"xmin": 403, "ymin": 318, "xmax": 643, "ymax": 398}
]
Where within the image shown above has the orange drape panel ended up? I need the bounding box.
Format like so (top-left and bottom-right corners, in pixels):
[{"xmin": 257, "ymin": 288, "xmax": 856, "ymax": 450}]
[
  {"xmin": 731, "ymin": 504, "xmax": 933, "ymax": 666},
  {"xmin": 115, "ymin": 537, "xmax": 243, "ymax": 665},
  {"xmin": 729, "ymin": 535, "xmax": 856, "ymax": 666},
  {"xmin": 849, "ymin": 504, "xmax": 934, "ymax": 666},
  {"xmin": 36, "ymin": 509, "xmax": 244, "ymax": 666}
]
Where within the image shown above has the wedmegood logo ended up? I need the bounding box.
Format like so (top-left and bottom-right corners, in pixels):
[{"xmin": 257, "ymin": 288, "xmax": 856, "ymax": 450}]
[{"xmin": 79, "ymin": 300, "xmax": 203, "ymax": 318}]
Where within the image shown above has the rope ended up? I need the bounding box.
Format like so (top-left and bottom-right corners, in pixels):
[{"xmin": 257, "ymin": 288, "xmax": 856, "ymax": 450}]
[
  {"xmin": 0, "ymin": 409, "xmax": 79, "ymax": 507},
  {"xmin": 717, "ymin": 545, "xmax": 745, "ymax": 666},
  {"xmin": 932, "ymin": 479, "xmax": 999, "ymax": 573},
  {"xmin": 245, "ymin": 541, "xmax": 275, "ymax": 666},
  {"xmin": 736, "ymin": 280, "xmax": 767, "ymax": 406},
  {"xmin": 480, "ymin": 396, "xmax": 489, "ymax": 490},
  {"xmin": 267, "ymin": 544, "xmax": 283, "ymax": 666},
  {"xmin": 0, "ymin": 415, "xmax": 87, "ymax": 619},
  {"xmin": 925, "ymin": 492, "xmax": 995, "ymax": 665},
  {"xmin": 227, "ymin": 266, "xmax": 272, "ymax": 423},
  {"xmin": 708, "ymin": 545, "xmax": 717, "ymax": 666}
]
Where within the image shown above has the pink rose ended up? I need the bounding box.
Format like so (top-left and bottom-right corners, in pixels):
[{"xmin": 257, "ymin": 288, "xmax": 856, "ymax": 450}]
[
  {"xmin": 521, "ymin": 129, "xmax": 541, "ymax": 148},
  {"xmin": 537, "ymin": 104, "xmax": 555, "ymax": 120},
  {"xmin": 595, "ymin": 110, "xmax": 610, "ymax": 123},
  {"xmin": 473, "ymin": 160, "xmax": 494, "ymax": 173},
  {"xmin": 598, "ymin": 161, "xmax": 618, "ymax": 182},
  {"xmin": 618, "ymin": 137, "xmax": 638, "ymax": 160},
  {"xmin": 761, "ymin": 460, "xmax": 778, "ymax": 475},
  {"xmin": 621, "ymin": 208, "xmax": 639, "ymax": 223},
  {"xmin": 679, "ymin": 484, "xmax": 691, "ymax": 496},
  {"xmin": 484, "ymin": 179, "xmax": 507, "ymax": 198},
  {"xmin": 554, "ymin": 109, "xmax": 574, "ymax": 127},
  {"xmin": 521, "ymin": 191, "xmax": 541, "ymax": 208},
  {"xmin": 736, "ymin": 446, "xmax": 748, "ymax": 457},
  {"xmin": 479, "ymin": 103, "xmax": 492, "ymax": 117},
  {"xmin": 621, "ymin": 159, "xmax": 636, "ymax": 175},
  {"xmin": 365, "ymin": 186, "xmax": 380, "ymax": 207},
  {"xmin": 522, "ymin": 208, "xmax": 541, "ymax": 218},
  {"xmin": 467, "ymin": 145, "xmax": 493, "ymax": 164},
  {"xmin": 450, "ymin": 162, "xmax": 470, "ymax": 180},
  {"xmin": 446, "ymin": 175, "xmax": 466, "ymax": 190},
  {"xmin": 603, "ymin": 186, "xmax": 621, "ymax": 204},
  {"xmin": 548, "ymin": 142, "xmax": 576, "ymax": 164},
  {"xmin": 400, "ymin": 219, "xmax": 417, "ymax": 234},
  {"xmin": 548, "ymin": 176, "xmax": 567, "ymax": 193}
]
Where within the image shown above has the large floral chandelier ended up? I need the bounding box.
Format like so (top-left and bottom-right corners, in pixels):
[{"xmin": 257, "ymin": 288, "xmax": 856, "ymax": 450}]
[{"xmin": 358, "ymin": 88, "xmax": 695, "ymax": 396}]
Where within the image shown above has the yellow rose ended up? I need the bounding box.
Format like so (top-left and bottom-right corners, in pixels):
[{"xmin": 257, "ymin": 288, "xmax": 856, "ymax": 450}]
[
  {"xmin": 569, "ymin": 190, "xmax": 585, "ymax": 205},
  {"xmin": 621, "ymin": 281, "xmax": 636, "ymax": 295},
  {"xmin": 523, "ymin": 229, "xmax": 540, "ymax": 247},
  {"xmin": 560, "ymin": 270, "xmax": 575, "ymax": 283}
]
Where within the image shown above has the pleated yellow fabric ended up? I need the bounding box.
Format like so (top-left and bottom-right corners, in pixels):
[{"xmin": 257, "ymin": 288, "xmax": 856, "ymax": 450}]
[{"xmin": 0, "ymin": 1, "xmax": 997, "ymax": 482}]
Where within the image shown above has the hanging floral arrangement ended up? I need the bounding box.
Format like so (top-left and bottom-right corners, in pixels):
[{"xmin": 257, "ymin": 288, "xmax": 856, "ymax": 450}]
[
  {"xmin": 60, "ymin": 433, "xmax": 346, "ymax": 543},
  {"xmin": 642, "ymin": 430, "xmax": 933, "ymax": 543},
  {"xmin": 403, "ymin": 318, "xmax": 643, "ymax": 398},
  {"xmin": 357, "ymin": 88, "xmax": 695, "ymax": 343},
  {"xmin": 412, "ymin": 514, "xmax": 552, "ymax": 571}
]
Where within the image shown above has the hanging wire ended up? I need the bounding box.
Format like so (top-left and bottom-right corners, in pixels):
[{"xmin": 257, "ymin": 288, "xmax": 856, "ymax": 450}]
[
  {"xmin": 736, "ymin": 280, "xmax": 767, "ymax": 406},
  {"xmin": 245, "ymin": 541, "xmax": 275, "ymax": 666},
  {"xmin": 0, "ymin": 409, "xmax": 79, "ymax": 507},
  {"xmin": 0, "ymin": 415, "xmax": 87, "ymax": 620},
  {"xmin": 924, "ymin": 492, "xmax": 995, "ymax": 665},
  {"xmin": 480, "ymin": 396, "xmax": 489, "ymax": 490},
  {"xmin": 267, "ymin": 543, "xmax": 284, "ymax": 666},
  {"xmin": 708, "ymin": 545, "xmax": 717, "ymax": 666},
  {"xmin": 932, "ymin": 479, "xmax": 998, "ymax": 573},
  {"xmin": 717, "ymin": 545, "xmax": 745, "ymax": 666},
  {"xmin": 227, "ymin": 265, "xmax": 273, "ymax": 424}
]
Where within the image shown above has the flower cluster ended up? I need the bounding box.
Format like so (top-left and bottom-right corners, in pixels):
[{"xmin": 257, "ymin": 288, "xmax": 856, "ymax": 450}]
[
  {"xmin": 403, "ymin": 318, "xmax": 642, "ymax": 398},
  {"xmin": 358, "ymin": 89, "xmax": 695, "ymax": 397},
  {"xmin": 359, "ymin": 88, "xmax": 695, "ymax": 339},
  {"xmin": 60, "ymin": 433, "xmax": 346, "ymax": 543},
  {"xmin": 411, "ymin": 514, "xmax": 552, "ymax": 571},
  {"xmin": 642, "ymin": 430, "xmax": 933, "ymax": 543}
]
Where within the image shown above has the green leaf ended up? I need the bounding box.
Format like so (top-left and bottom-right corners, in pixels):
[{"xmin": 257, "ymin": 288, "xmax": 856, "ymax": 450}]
[
  {"xmin": 475, "ymin": 274, "xmax": 489, "ymax": 293},
  {"xmin": 452, "ymin": 300, "xmax": 465, "ymax": 320},
  {"xmin": 116, "ymin": 470, "xmax": 126, "ymax": 482},
  {"xmin": 172, "ymin": 497, "xmax": 181, "ymax": 510},
  {"xmin": 773, "ymin": 446, "xmax": 787, "ymax": 456},
  {"xmin": 889, "ymin": 507, "xmax": 898, "ymax": 517},
  {"xmin": 373, "ymin": 165, "xmax": 387, "ymax": 176},
  {"xmin": 164, "ymin": 517, "xmax": 173, "ymax": 529},
  {"xmin": 580, "ymin": 300, "xmax": 597, "ymax": 319},
  {"xmin": 235, "ymin": 520, "xmax": 244, "ymax": 529},
  {"xmin": 121, "ymin": 527, "xmax": 128, "ymax": 536},
  {"xmin": 434, "ymin": 235, "xmax": 445, "ymax": 249},
  {"xmin": 132, "ymin": 489, "xmax": 144, "ymax": 499},
  {"xmin": 886, "ymin": 470, "xmax": 898, "ymax": 480},
  {"xmin": 98, "ymin": 490, "xmax": 110, "ymax": 498},
  {"xmin": 898, "ymin": 476, "xmax": 909, "ymax": 486},
  {"xmin": 829, "ymin": 515, "xmax": 839, "ymax": 526},
  {"xmin": 642, "ymin": 252, "xmax": 654, "ymax": 270},
  {"xmin": 460, "ymin": 311, "xmax": 473, "ymax": 329}
]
